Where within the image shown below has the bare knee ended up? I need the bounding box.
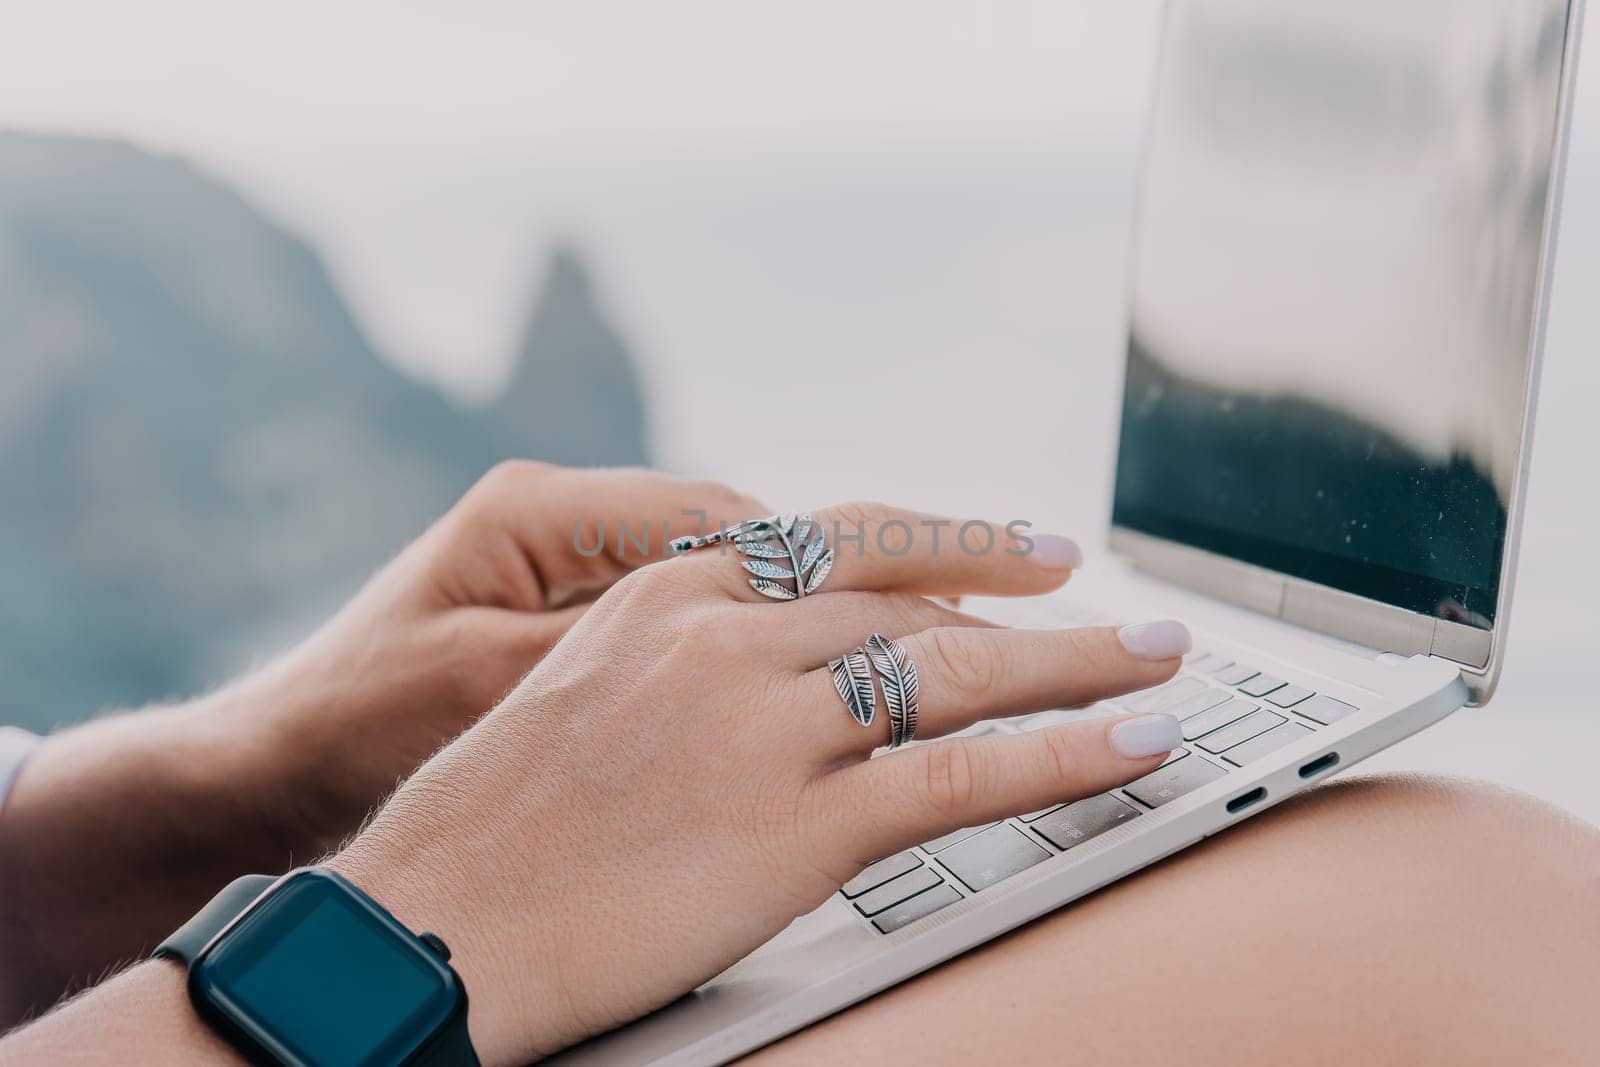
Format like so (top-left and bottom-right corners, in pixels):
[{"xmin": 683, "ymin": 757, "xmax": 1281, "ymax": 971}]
[
  {"xmin": 1166, "ymin": 773, "xmax": 1600, "ymax": 1062},
  {"xmin": 1234, "ymin": 771, "xmax": 1600, "ymax": 918}
]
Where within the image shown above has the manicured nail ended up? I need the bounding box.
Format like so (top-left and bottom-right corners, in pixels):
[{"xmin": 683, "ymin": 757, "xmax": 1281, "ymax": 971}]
[
  {"xmin": 1110, "ymin": 714, "xmax": 1182, "ymax": 759},
  {"xmin": 1117, "ymin": 620, "xmax": 1192, "ymax": 660},
  {"xmin": 1029, "ymin": 534, "xmax": 1083, "ymax": 569}
]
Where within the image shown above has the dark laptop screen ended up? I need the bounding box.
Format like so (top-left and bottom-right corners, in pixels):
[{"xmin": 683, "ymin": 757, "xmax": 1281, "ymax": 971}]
[{"xmin": 1111, "ymin": 0, "xmax": 1574, "ymax": 628}]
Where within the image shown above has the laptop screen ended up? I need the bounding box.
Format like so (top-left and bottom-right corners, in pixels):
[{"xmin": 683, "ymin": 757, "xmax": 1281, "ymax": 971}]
[{"xmin": 1111, "ymin": 0, "xmax": 1573, "ymax": 629}]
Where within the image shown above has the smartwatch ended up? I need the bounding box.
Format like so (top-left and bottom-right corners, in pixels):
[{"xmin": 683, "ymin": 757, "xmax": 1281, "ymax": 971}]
[{"xmin": 155, "ymin": 867, "xmax": 480, "ymax": 1067}]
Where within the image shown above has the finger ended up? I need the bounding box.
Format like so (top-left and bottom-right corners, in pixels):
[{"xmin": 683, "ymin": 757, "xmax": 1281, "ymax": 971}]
[
  {"xmin": 821, "ymin": 713, "xmax": 1183, "ymax": 863},
  {"xmin": 446, "ymin": 461, "xmax": 767, "ymax": 607},
  {"xmin": 804, "ymin": 622, "xmax": 1189, "ymax": 757},
  {"xmin": 679, "ymin": 500, "xmax": 1083, "ymax": 603},
  {"xmin": 765, "ymin": 591, "xmax": 1000, "ymax": 666}
]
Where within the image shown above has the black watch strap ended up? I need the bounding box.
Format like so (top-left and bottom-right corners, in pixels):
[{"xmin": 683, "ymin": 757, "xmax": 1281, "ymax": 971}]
[
  {"xmin": 410, "ymin": 1017, "xmax": 482, "ymax": 1067},
  {"xmin": 156, "ymin": 873, "xmax": 480, "ymax": 1067},
  {"xmin": 154, "ymin": 873, "xmax": 279, "ymax": 965}
]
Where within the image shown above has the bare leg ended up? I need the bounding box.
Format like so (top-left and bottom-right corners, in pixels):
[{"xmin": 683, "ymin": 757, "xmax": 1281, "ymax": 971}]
[{"xmin": 746, "ymin": 774, "xmax": 1600, "ymax": 1066}]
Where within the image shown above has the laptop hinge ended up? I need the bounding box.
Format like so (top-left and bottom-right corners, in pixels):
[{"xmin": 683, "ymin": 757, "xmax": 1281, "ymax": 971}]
[{"xmin": 1108, "ymin": 526, "xmax": 1491, "ymax": 669}]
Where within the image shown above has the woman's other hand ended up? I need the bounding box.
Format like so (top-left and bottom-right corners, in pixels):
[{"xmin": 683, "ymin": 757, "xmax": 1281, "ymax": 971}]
[{"xmin": 252, "ymin": 461, "xmax": 766, "ymax": 845}]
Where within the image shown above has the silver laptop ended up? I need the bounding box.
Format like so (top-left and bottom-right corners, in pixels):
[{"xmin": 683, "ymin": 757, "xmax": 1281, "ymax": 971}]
[{"xmin": 554, "ymin": 0, "xmax": 1586, "ymax": 1061}]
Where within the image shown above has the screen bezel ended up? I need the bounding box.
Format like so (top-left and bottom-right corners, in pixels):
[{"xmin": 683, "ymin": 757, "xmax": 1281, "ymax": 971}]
[
  {"xmin": 190, "ymin": 869, "xmax": 462, "ymax": 1067},
  {"xmin": 1107, "ymin": 0, "xmax": 1587, "ymax": 703}
]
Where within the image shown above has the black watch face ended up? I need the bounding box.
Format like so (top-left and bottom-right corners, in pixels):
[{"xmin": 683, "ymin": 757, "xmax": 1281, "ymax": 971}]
[{"xmin": 192, "ymin": 870, "xmax": 460, "ymax": 1067}]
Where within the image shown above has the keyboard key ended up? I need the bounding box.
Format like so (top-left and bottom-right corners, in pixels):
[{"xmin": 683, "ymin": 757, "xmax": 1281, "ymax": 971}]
[
  {"xmin": 872, "ymin": 884, "xmax": 962, "ymax": 934},
  {"xmin": 1124, "ymin": 755, "xmax": 1227, "ymax": 808},
  {"xmin": 1186, "ymin": 651, "xmax": 1228, "ymax": 672},
  {"xmin": 1214, "ymin": 664, "xmax": 1260, "ymax": 686},
  {"xmin": 851, "ymin": 865, "xmax": 944, "ymax": 917},
  {"xmin": 1204, "ymin": 658, "xmax": 1237, "ymax": 675},
  {"xmin": 1123, "ymin": 677, "xmax": 1206, "ymax": 714},
  {"xmin": 1297, "ymin": 694, "xmax": 1359, "ymax": 725},
  {"xmin": 1237, "ymin": 673, "xmax": 1286, "ymax": 698},
  {"xmin": 936, "ymin": 824, "xmax": 1051, "ymax": 892},
  {"xmin": 1223, "ymin": 722, "xmax": 1316, "ymax": 766},
  {"xmin": 921, "ymin": 822, "xmax": 998, "ymax": 854},
  {"xmin": 1266, "ymin": 685, "xmax": 1314, "ymax": 708},
  {"xmin": 841, "ymin": 852, "xmax": 922, "ymax": 898},
  {"xmin": 1197, "ymin": 709, "xmax": 1286, "ymax": 754},
  {"xmin": 1031, "ymin": 794, "xmax": 1141, "ymax": 850},
  {"xmin": 1018, "ymin": 805, "xmax": 1064, "ymax": 823},
  {"xmin": 1181, "ymin": 698, "xmax": 1258, "ymax": 741},
  {"xmin": 1166, "ymin": 689, "xmax": 1232, "ymax": 722}
]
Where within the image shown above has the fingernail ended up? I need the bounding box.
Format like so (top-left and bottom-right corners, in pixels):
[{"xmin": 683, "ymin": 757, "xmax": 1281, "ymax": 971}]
[
  {"xmin": 1117, "ymin": 620, "xmax": 1192, "ymax": 660},
  {"xmin": 1110, "ymin": 714, "xmax": 1183, "ymax": 759},
  {"xmin": 1029, "ymin": 534, "xmax": 1083, "ymax": 569}
]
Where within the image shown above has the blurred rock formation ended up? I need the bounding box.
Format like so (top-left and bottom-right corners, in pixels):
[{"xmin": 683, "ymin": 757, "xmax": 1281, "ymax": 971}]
[{"xmin": 0, "ymin": 131, "xmax": 648, "ymax": 729}]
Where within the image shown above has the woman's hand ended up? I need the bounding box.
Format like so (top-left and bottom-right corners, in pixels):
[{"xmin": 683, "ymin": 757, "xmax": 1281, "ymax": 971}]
[
  {"xmin": 331, "ymin": 501, "xmax": 1191, "ymax": 1066},
  {"xmin": 246, "ymin": 461, "xmax": 766, "ymax": 845}
]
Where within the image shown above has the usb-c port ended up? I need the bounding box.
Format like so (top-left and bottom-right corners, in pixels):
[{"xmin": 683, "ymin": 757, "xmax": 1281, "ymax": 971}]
[
  {"xmin": 1226, "ymin": 787, "xmax": 1266, "ymax": 814},
  {"xmin": 1299, "ymin": 752, "xmax": 1340, "ymax": 779}
]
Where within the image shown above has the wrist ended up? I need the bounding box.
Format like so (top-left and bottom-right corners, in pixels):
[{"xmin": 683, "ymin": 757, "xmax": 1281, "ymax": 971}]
[
  {"xmin": 131, "ymin": 961, "xmax": 247, "ymax": 1065},
  {"xmin": 168, "ymin": 673, "xmax": 343, "ymax": 860},
  {"xmin": 0, "ymin": 698, "xmax": 304, "ymax": 1024},
  {"xmin": 326, "ymin": 803, "xmax": 577, "ymax": 1065},
  {"xmin": 0, "ymin": 960, "xmax": 242, "ymax": 1065},
  {"xmin": 240, "ymin": 617, "xmax": 471, "ymax": 855},
  {"xmin": 204, "ymin": 657, "xmax": 361, "ymax": 855}
]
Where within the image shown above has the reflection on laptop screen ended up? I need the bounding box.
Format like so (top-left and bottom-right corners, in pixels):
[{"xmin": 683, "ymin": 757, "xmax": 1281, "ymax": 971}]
[{"xmin": 1112, "ymin": 0, "xmax": 1573, "ymax": 629}]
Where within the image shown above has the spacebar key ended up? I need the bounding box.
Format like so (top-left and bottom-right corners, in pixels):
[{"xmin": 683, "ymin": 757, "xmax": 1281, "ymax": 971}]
[
  {"xmin": 936, "ymin": 824, "xmax": 1051, "ymax": 893},
  {"xmin": 1124, "ymin": 754, "xmax": 1227, "ymax": 808}
]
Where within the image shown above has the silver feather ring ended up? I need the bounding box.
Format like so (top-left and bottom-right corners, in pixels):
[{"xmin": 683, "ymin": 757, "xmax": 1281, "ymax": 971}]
[
  {"xmin": 828, "ymin": 634, "xmax": 920, "ymax": 747},
  {"xmin": 827, "ymin": 649, "xmax": 877, "ymax": 728},
  {"xmin": 865, "ymin": 633, "xmax": 920, "ymax": 747},
  {"xmin": 670, "ymin": 512, "xmax": 835, "ymax": 601}
]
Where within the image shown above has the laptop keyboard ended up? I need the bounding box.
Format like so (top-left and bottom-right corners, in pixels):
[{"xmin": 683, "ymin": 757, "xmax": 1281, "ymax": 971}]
[{"xmin": 839, "ymin": 628, "xmax": 1361, "ymax": 935}]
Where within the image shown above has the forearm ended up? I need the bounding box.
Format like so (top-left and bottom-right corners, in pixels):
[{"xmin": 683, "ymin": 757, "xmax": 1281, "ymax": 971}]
[
  {"xmin": 0, "ymin": 961, "xmax": 240, "ymax": 1064},
  {"xmin": 0, "ymin": 673, "xmax": 335, "ymax": 1026}
]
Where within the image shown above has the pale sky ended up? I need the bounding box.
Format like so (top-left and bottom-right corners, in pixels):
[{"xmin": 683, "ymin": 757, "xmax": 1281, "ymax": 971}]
[
  {"xmin": 0, "ymin": 1, "xmax": 1175, "ymax": 390},
  {"xmin": 2, "ymin": 1, "xmax": 1592, "ymax": 398},
  {"xmin": 0, "ymin": 2, "xmax": 1163, "ymax": 157}
]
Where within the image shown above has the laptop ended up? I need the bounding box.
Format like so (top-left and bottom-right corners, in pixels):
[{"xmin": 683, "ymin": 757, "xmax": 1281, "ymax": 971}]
[{"xmin": 553, "ymin": 0, "xmax": 1586, "ymax": 1061}]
